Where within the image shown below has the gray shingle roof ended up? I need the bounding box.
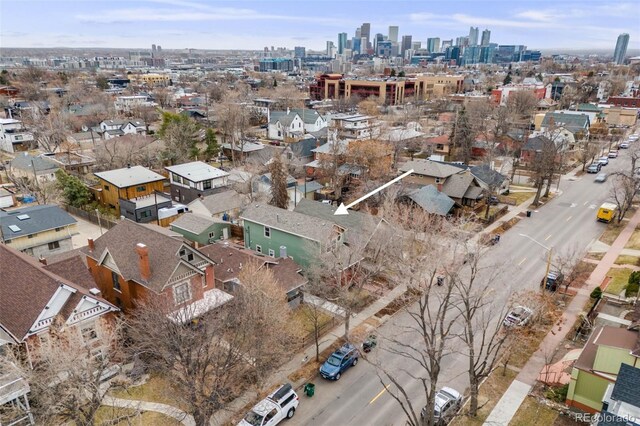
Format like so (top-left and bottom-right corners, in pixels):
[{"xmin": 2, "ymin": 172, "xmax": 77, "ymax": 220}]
[
  {"xmin": 293, "ymin": 198, "xmax": 379, "ymax": 241},
  {"xmin": 610, "ymin": 363, "xmax": 640, "ymax": 408},
  {"xmin": 441, "ymin": 171, "xmax": 479, "ymax": 199},
  {"xmin": 470, "ymin": 164, "xmax": 507, "ymax": 187},
  {"xmin": 94, "ymin": 165, "xmax": 165, "ymax": 188},
  {"xmin": 406, "ymin": 185, "xmax": 455, "ymax": 216},
  {"xmin": 170, "ymin": 213, "xmax": 220, "ymax": 235},
  {"xmin": 191, "ymin": 189, "xmax": 246, "ymax": 215},
  {"xmin": 270, "ymin": 109, "xmax": 322, "ymax": 126},
  {"xmin": 10, "ymin": 154, "xmax": 59, "ymax": 173},
  {"xmin": 399, "ymin": 159, "xmax": 465, "ymax": 178},
  {"xmin": 241, "ymin": 203, "xmax": 331, "ymax": 243},
  {"xmin": 541, "ymin": 112, "xmax": 590, "ymax": 133},
  {"xmin": 523, "ymin": 135, "xmax": 555, "ymax": 152},
  {"xmin": 0, "ymin": 205, "xmax": 76, "ymax": 238}
]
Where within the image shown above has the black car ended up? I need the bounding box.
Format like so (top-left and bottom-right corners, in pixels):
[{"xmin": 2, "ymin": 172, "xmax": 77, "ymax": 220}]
[{"xmin": 541, "ymin": 271, "xmax": 564, "ymax": 291}]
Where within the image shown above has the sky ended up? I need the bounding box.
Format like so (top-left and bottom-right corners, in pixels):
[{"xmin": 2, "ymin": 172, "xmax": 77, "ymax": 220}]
[{"xmin": 1, "ymin": 0, "xmax": 639, "ymax": 52}]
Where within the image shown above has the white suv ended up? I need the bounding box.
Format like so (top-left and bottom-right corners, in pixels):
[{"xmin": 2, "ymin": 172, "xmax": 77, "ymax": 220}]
[{"xmin": 239, "ymin": 383, "xmax": 299, "ymax": 426}]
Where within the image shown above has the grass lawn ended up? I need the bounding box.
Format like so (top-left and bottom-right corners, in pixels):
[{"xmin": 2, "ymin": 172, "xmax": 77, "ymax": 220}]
[
  {"xmin": 510, "ymin": 396, "xmax": 558, "ymax": 426},
  {"xmin": 291, "ymin": 305, "xmax": 333, "ymax": 333},
  {"xmin": 624, "ymin": 227, "xmax": 640, "ymax": 250},
  {"xmin": 599, "ymin": 221, "xmax": 627, "ymax": 246},
  {"xmin": 95, "ymin": 406, "xmax": 180, "ymax": 425},
  {"xmin": 508, "ymin": 192, "xmax": 535, "ymax": 206},
  {"xmin": 615, "ymin": 255, "xmax": 639, "ymax": 266},
  {"xmin": 109, "ymin": 375, "xmax": 188, "ymax": 411},
  {"xmin": 604, "ymin": 267, "xmax": 633, "ymax": 295},
  {"xmin": 452, "ymin": 368, "xmax": 518, "ymax": 425},
  {"xmin": 585, "ymin": 252, "xmax": 606, "ymax": 261}
]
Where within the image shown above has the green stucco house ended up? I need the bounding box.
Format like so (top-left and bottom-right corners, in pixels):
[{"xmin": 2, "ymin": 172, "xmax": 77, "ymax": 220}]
[
  {"xmin": 566, "ymin": 325, "xmax": 640, "ymax": 413},
  {"xmin": 170, "ymin": 213, "xmax": 231, "ymax": 246}
]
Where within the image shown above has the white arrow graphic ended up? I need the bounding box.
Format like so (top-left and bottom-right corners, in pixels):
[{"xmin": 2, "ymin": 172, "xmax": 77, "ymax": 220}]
[{"xmin": 334, "ymin": 169, "xmax": 414, "ymax": 215}]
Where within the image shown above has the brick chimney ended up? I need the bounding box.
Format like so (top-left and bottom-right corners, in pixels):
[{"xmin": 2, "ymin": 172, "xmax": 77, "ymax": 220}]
[
  {"xmin": 88, "ymin": 238, "xmax": 95, "ymax": 252},
  {"xmin": 135, "ymin": 243, "xmax": 151, "ymax": 281},
  {"xmin": 38, "ymin": 256, "xmax": 47, "ymax": 266}
]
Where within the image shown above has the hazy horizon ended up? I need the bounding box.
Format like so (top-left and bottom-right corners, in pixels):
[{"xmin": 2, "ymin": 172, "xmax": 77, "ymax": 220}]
[{"xmin": 1, "ymin": 0, "xmax": 639, "ymax": 52}]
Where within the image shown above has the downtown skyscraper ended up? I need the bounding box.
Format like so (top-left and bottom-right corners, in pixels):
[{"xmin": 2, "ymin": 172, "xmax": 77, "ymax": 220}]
[
  {"xmin": 481, "ymin": 29, "xmax": 491, "ymax": 46},
  {"xmin": 468, "ymin": 26, "xmax": 479, "ymax": 46},
  {"xmin": 388, "ymin": 26, "xmax": 399, "ymax": 43},
  {"xmin": 613, "ymin": 33, "xmax": 630, "ymax": 64}
]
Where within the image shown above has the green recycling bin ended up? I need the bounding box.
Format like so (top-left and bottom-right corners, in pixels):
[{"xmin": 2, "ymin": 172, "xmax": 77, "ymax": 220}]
[{"xmin": 304, "ymin": 383, "xmax": 315, "ymax": 397}]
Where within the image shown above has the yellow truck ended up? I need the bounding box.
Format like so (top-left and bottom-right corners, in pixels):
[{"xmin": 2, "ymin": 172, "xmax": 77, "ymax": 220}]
[{"xmin": 597, "ymin": 202, "xmax": 618, "ymax": 223}]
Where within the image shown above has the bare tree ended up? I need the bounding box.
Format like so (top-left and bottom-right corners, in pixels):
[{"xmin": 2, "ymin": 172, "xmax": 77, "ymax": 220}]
[
  {"xmin": 375, "ymin": 208, "xmax": 466, "ymax": 426},
  {"xmin": 215, "ymin": 96, "xmax": 251, "ymax": 165},
  {"xmin": 610, "ymin": 173, "xmax": 640, "ymax": 223},
  {"xmin": 452, "ymin": 240, "xmax": 509, "ymax": 417},
  {"xmin": 22, "ymin": 104, "xmax": 68, "ymax": 153},
  {"xmin": 450, "ymin": 106, "xmax": 474, "ymax": 165},
  {"xmin": 506, "ymin": 91, "xmax": 538, "ymax": 118},
  {"xmin": 269, "ymin": 153, "xmax": 290, "ymax": 209},
  {"xmin": 576, "ymin": 136, "xmax": 601, "ymax": 172},
  {"xmin": 94, "ymin": 134, "xmax": 161, "ymax": 171},
  {"xmin": 0, "ymin": 319, "xmax": 128, "ymax": 426}
]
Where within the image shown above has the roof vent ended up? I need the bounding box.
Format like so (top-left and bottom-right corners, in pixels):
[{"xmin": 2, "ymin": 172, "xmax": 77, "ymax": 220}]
[
  {"xmin": 16, "ymin": 214, "xmax": 30, "ymax": 220},
  {"xmin": 89, "ymin": 288, "xmax": 101, "ymax": 296}
]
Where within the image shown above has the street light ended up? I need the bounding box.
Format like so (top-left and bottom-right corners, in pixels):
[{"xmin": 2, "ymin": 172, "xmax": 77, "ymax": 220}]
[{"xmin": 519, "ymin": 233, "xmax": 553, "ymax": 292}]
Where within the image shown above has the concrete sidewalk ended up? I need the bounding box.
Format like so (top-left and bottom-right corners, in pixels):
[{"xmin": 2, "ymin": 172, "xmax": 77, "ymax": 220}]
[
  {"xmin": 484, "ymin": 207, "xmax": 640, "ymax": 426},
  {"xmin": 102, "ymin": 395, "xmax": 196, "ymax": 426}
]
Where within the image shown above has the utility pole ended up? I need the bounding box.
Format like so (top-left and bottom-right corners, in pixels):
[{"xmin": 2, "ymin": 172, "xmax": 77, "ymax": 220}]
[{"xmin": 520, "ymin": 233, "xmax": 553, "ymax": 293}]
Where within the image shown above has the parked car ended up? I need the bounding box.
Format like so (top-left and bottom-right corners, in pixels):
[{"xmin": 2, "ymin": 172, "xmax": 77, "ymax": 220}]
[
  {"xmin": 488, "ymin": 196, "xmax": 500, "ymax": 205},
  {"xmin": 421, "ymin": 387, "xmax": 463, "ymax": 425},
  {"xmin": 619, "ymin": 142, "xmax": 630, "ymax": 149},
  {"xmin": 239, "ymin": 383, "xmax": 299, "ymax": 426},
  {"xmin": 503, "ymin": 306, "xmax": 534, "ymax": 327},
  {"xmin": 541, "ymin": 271, "xmax": 564, "ymax": 291},
  {"xmin": 608, "ymin": 150, "xmax": 619, "ymax": 158},
  {"xmin": 597, "ymin": 156, "xmax": 609, "ymax": 166},
  {"xmin": 319, "ymin": 343, "xmax": 359, "ymax": 380},
  {"xmin": 629, "ymin": 135, "xmax": 639, "ymax": 141},
  {"xmin": 595, "ymin": 173, "xmax": 608, "ymax": 183},
  {"xmin": 586, "ymin": 163, "xmax": 601, "ymax": 173}
]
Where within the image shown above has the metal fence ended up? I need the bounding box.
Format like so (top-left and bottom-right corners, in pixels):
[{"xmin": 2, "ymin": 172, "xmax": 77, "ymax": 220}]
[
  {"xmin": 298, "ymin": 316, "xmax": 340, "ymax": 350},
  {"xmin": 63, "ymin": 204, "xmax": 118, "ymax": 230}
]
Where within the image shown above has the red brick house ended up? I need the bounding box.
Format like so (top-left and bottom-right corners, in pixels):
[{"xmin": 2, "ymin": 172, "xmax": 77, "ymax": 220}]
[
  {"xmin": 83, "ymin": 219, "xmax": 232, "ymax": 320},
  {"xmin": 0, "ymin": 245, "xmax": 118, "ymax": 362}
]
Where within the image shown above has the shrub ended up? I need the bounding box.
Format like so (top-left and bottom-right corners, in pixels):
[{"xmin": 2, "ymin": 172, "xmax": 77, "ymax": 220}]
[
  {"xmin": 590, "ymin": 287, "xmax": 603, "ymax": 300},
  {"xmin": 545, "ymin": 384, "xmax": 569, "ymax": 402},
  {"xmin": 626, "ymin": 282, "xmax": 640, "ymax": 298},
  {"xmin": 629, "ymin": 271, "xmax": 640, "ymax": 286}
]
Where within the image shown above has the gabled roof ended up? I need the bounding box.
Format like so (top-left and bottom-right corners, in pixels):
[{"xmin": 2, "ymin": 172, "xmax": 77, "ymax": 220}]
[
  {"xmin": 259, "ymin": 173, "xmax": 297, "ymax": 187},
  {"xmin": 399, "ymin": 159, "xmax": 466, "ymax": 178},
  {"xmin": 170, "ymin": 213, "xmax": 221, "ymax": 235},
  {"xmin": 470, "ymin": 164, "xmax": 508, "ymax": 187},
  {"xmin": 293, "ymin": 198, "xmax": 380, "ymax": 241},
  {"xmin": 165, "ymin": 161, "xmax": 229, "ymax": 182},
  {"xmin": 10, "ymin": 153, "xmax": 59, "ymax": 173},
  {"xmin": 406, "ymin": 185, "xmax": 455, "ymax": 216},
  {"xmin": 542, "ymin": 112, "xmax": 590, "ymax": 133},
  {"xmin": 189, "ymin": 189, "xmax": 247, "ymax": 215},
  {"xmin": 311, "ymin": 140, "xmax": 349, "ymax": 155},
  {"xmin": 286, "ymin": 137, "xmax": 318, "ymax": 158},
  {"xmin": 83, "ymin": 219, "xmax": 211, "ymax": 293},
  {"xmin": 0, "ymin": 205, "xmax": 76, "ymax": 238},
  {"xmin": 94, "ymin": 165, "xmax": 165, "ymax": 188},
  {"xmin": 523, "ymin": 135, "xmax": 555, "ymax": 151},
  {"xmin": 441, "ymin": 171, "xmax": 479, "ymax": 199},
  {"xmin": 0, "ymin": 244, "xmax": 117, "ymax": 343},
  {"xmin": 610, "ymin": 363, "xmax": 640, "ymax": 408},
  {"xmin": 241, "ymin": 203, "xmax": 331, "ymax": 243}
]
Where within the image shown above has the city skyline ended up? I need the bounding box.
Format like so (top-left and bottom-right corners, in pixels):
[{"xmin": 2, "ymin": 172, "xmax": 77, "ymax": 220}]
[{"xmin": 1, "ymin": 0, "xmax": 639, "ymax": 52}]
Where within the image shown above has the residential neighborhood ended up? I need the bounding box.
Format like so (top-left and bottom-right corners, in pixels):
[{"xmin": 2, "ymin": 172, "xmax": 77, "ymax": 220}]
[{"xmin": 1, "ymin": 3, "xmax": 640, "ymax": 426}]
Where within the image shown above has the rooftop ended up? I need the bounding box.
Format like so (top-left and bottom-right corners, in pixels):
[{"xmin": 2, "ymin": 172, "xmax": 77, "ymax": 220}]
[
  {"xmin": 165, "ymin": 161, "xmax": 229, "ymax": 182},
  {"xmin": 0, "ymin": 205, "xmax": 76, "ymax": 239},
  {"xmin": 94, "ymin": 165, "xmax": 165, "ymax": 188}
]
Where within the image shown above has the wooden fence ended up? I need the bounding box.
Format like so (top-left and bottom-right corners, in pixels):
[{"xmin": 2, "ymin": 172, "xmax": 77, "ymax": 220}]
[{"xmin": 63, "ymin": 205, "xmax": 119, "ymax": 230}]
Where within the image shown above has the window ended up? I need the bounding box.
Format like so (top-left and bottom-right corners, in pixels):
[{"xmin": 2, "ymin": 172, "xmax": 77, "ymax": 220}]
[
  {"xmin": 203, "ymin": 180, "xmax": 212, "ymax": 190},
  {"xmin": 136, "ymin": 185, "xmax": 146, "ymax": 192},
  {"xmin": 268, "ymin": 249, "xmax": 275, "ymax": 257},
  {"xmin": 103, "ymin": 185, "xmax": 110, "ymax": 191},
  {"xmin": 264, "ymin": 227, "xmax": 271, "ymax": 238},
  {"xmin": 187, "ymin": 253, "xmax": 194, "ymax": 262},
  {"xmin": 172, "ymin": 173, "xmax": 182, "ymax": 184},
  {"xmin": 112, "ymin": 271, "xmax": 121, "ymax": 292},
  {"xmin": 28, "ymin": 234, "xmax": 34, "ymax": 239},
  {"xmin": 90, "ymin": 348, "xmax": 104, "ymax": 362},
  {"xmin": 173, "ymin": 282, "xmax": 192, "ymax": 305},
  {"xmin": 140, "ymin": 210, "xmax": 151, "ymax": 218},
  {"xmin": 256, "ymin": 245, "xmax": 262, "ymax": 253},
  {"xmin": 48, "ymin": 241, "xmax": 60, "ymax": 250},
  {"xmin": 81, "ymin": 322, "xmax": 98, "ymax": 343},
  {"xmin": 4, "ymin": 239, "xmax": 11, "ymax": 244},
  {"xmin": 435, "ymin": 177, "xmax": 444, "ymax": 184},
  {"xmin": 55, "ymin": 227, "xmax": 62, "ymax": 232},
  {"xmin": 208, "ymin": 231, "xmax": 216, "ymax": 239}
]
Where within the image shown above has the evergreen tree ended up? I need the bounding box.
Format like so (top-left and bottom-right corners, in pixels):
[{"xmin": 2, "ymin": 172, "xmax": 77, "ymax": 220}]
[
  {"xmin": 398, "ymin": 70, "xmax": 405, "ymax": 77},
  {"xmin": 269, "ymin": 154, "xmax": 289, "ymax": 209},
  {"xmin": 390, "ymin": 69, "xmax": 396, "ymax": 77},
  {"xmin": 158, "ymin": 112, "xmax": 200, "ymax": 164},
  {"xmin": 55, "ymin": 170, "xmax": 91, "ymax": 208},
  {"xmin": 449, "ymin": 107, "xmax": 474, "ymax": 165},
  {"xmin": 203, "ymin": 128, "xmax": 220, "ymax": 160},
  {"xmin": 503, "ymin": 72, "xmax": 512, "ymax": 85}
]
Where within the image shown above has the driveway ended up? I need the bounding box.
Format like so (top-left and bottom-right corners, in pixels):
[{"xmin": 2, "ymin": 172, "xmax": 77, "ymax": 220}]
[{"xmin": 71, "ymin": 215, "xmax": 105, "ymax": 249}]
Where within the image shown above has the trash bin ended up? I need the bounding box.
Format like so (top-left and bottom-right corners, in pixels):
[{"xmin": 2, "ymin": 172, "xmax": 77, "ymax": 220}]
[
  {"xmin": 304, "ymin": 383, "xmax": 315, "ymax": 397},
  {"xmin": 526, "ymin": 210, "xmax": 532, "ymax": 217}
]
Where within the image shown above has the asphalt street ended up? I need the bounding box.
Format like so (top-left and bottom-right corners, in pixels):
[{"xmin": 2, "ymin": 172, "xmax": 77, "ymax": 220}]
[{"xmin": 289, "ymin": 148, "xmax": 632, "ymax": 426}]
